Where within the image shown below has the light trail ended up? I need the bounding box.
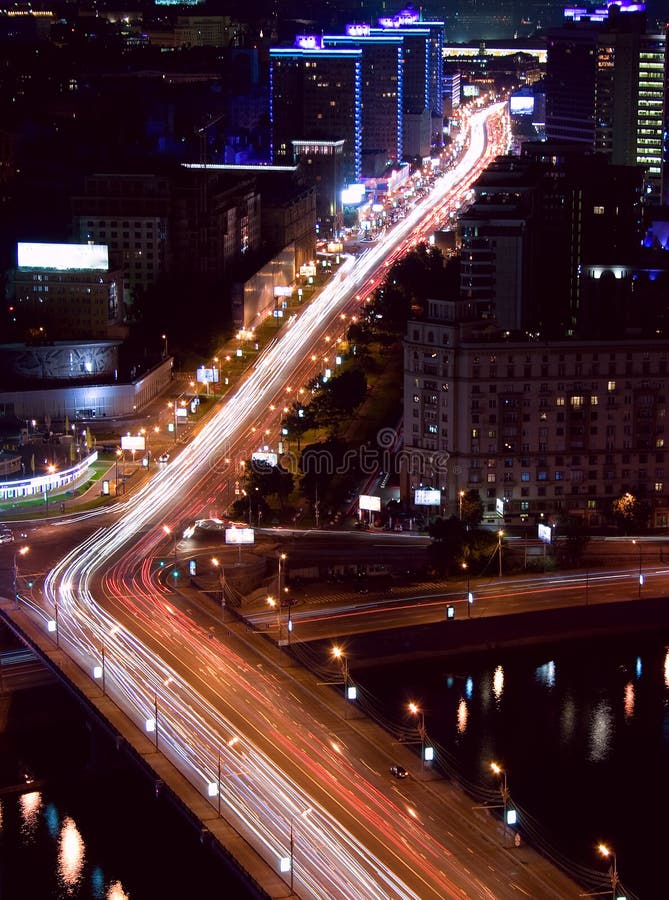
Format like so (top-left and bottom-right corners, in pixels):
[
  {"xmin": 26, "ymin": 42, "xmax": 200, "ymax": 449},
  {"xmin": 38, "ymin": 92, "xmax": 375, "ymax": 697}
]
[{"xmin": 26, "ymin": 103, "xmax": 527, "ymax": 900}]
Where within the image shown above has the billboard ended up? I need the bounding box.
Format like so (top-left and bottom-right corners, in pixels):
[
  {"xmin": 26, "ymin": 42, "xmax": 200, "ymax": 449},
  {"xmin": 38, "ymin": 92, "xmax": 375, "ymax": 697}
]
[
  {"xmin": 175, "ymin": 406, "xmax": 188, "ymax": 418},
  {"xmin": 196, "ymin": 366, "xmax": 219, "ymax": 384},
  {"xmin": 225, "ymin": 527, "xmax": 255, "ymax": 544},
  {"xmin": 359, "ymin": 494, "xmax": 381, "ymax": 511},
  {"xmin": 414, "ymin": 489, "xmax": 441, "ymax": 506},
  {"xmin": 538, "ymin": 523, "xmax": 552, "ymax": 543},
  {"xmin": 18, "ymin": 242, "xmax": 109, "ymax": 271},
  {"xmin": 121, "ymin": 435, "xmax": 146, "ymax": 452},
  {"xmin": 341, "ymin": 184, "xmax": 366, "ymax": 206},
  {"xmin": 509, "ymin": 95, "xmax": 534, "ymax": 116},
  {"xmin": 496, "ymin": 497, "xmax": 505, "ymax": 517},
  {"xmin": 252, "ymin": 451, "xmax": 278, "ymax": 467}
]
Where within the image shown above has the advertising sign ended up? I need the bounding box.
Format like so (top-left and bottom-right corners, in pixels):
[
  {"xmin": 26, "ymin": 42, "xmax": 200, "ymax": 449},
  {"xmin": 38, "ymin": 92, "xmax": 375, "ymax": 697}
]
[
  {"xmin": 538, "ymin": 523, "xmax": 552, "ymax": 543},
  {"xmin": 18, "ymin": 242, "xmax": 109, "ymax": 271},
  {"xmin": 414, "ymin": 489, "xmax": 441, "ymax": 506},
  {"xmin": 175, "ymin": 406, "xmax": 188, "ymax": 418},
  {"xmin": 359, "ymin": 494, "xmax": 381, "ymax": 512},
  {"xmin": 252, "ymin": 451, "xmax": 278, "ymax": 467},
  {"xmin": 121, "ymin": 435, "xmax": 146, "ymax": 452},
  {"xmin": 225, "ymin": 527, "xmax": 255, "ymax": 545},
  {"xmin": 496, "ymin": 497, "xmax": 505, "ymax": 517},
  {"xmin": 196, "ymin": 366, "xmax": 219, "ymax": 384}
]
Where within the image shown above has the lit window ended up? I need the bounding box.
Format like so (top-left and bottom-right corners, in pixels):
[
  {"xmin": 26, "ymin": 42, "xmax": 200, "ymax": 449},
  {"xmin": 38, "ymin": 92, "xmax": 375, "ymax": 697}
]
[
  {"xmin": 655, "ymin": 482, "xmax": 663, "ymax": 492},
  {"xmin": 571, "ymin": 396, "xmax": 584, "ymax": 407},
  {"xmin": 593, "ymin": 205, "xmax": 605, "ymax": 214},
  {"xmin": 608, "ymin": 380, "xmax": 616, "ymax": 391},
  {"xmin": 556, "ymin": 397, "xmax": 565, "ymax": 406}
]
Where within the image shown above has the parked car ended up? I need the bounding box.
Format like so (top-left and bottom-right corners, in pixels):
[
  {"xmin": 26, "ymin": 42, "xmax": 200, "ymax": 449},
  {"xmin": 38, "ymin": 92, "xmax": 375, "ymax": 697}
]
[
  {"xmin": 158, "ymin": 453, "xmax": 170, "ymax": 463},
  {"xmin": 390, "ymin": 764, "xmax": 407, "ymax": 779}
]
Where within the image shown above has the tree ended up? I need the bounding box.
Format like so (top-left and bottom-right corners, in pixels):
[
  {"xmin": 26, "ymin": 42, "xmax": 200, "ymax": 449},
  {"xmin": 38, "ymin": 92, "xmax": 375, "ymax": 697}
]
[
  {"xmin": 460, "ymin": 489, "xmax": 483, "ymax": 527},
  {"xmin": 281, "ymin": 402, "xmax": 316, "ymax": 452},
  {"xmin": 427, "ymin": 516, "xmax": 467, "ymax": 575},
  {"xmin": 611, "ymin": 492, "xmax": 649, "ymax": 534},
  {"xmin": 244, "ymin": 460, "xmax": 294, "ymax": 508}
]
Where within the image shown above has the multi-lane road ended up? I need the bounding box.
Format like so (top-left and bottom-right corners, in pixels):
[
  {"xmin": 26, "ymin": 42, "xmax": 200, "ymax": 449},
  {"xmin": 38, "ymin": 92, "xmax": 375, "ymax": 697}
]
[{"xmin": 1, "ymin": 102, "xmax": 591, "ymax": 899}]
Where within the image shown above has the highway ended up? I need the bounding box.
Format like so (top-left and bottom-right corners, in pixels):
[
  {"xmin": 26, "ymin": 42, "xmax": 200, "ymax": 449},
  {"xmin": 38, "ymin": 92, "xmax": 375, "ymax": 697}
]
[{"xmin": 3, "ymin": 102, "xmax": 590, "ymax": 899}]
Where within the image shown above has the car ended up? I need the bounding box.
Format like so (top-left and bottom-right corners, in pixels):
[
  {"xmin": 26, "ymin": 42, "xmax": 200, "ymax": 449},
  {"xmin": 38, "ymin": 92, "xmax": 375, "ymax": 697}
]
[
  {"xmin": 390, "ymin": 764, "xmax": 407, "ymax": 779},
  {"xmin": 158, "ymin": 453, "xmax": 170, "ymax": 463}
]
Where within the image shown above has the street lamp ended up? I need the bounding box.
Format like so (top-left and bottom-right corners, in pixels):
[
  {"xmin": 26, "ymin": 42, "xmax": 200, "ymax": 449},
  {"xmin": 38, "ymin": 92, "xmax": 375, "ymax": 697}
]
[
  {"xmin": 163, "ymin": 524, "xmax": 178, "ymax": 585},
  {"xmin": 458, "ymin": 489, "xmax": 465, "ymax": 520},
  {"xmin": 490, "ymin": 761, "xmax": 510, "ymax": 845},
  {"xmin": 13, "ymin": 545, "xmax": 29, "ymax": 604},
  {"xmin": 597, "ymin": 843, "xmax": 622, "ymax": 900},
  {"xmin": 632, "ymin": 539, "xmax": 643, "ymax": 599},
  {"xmin": 161, "ymin": 333, "xmax": 168, "ymax": 357},
  {"xmin": 44, "ymin": 464, "xmax": 56, "ymax": 516},
  {"xmin": 212, "ymin": 557, "xmax": 225, "ymax": 617},
  {"xmin": 408, "ymin": 701, "xmax": 427, "ymax": 773},
  {"xmin": 115, "ymin": 448, "xmax": 123, "ymax": 495},
  {"xmin": 497, "ymin": 530, "xmax": 504, "ymax": 578},
  {"xmin": 267, "ymin": 595, "xmax": 281, "ymax": 644},
  {"xmin": 462, "ymin": 562, "xmax": 474, "ymax": 617}
]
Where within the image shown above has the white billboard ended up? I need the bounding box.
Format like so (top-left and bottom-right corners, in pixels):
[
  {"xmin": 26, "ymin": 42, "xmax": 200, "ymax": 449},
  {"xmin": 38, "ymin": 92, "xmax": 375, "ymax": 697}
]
[
  {"xmin": 121, "ymin": 435, "xmax": 146, "ymax": 452},
  {"xmin": 225, "ymin": 527, "xmax": 255, "ymax": 544},
  {"xmin": 341, "ymin": 184, "xmax": 366, "ymax": 206},
  {"xmin": 496, "ymin": 497, "xmax": 505, "ymax": 517},
  {"xmin": 196, "ymin": 366, "xmax": 219, "ymax": 384},
  {"xmin": 18, "ymin": 242, "xmax": 109, "ymax": 271},
  {"xmin": 414, "ymin": 489, "xmax": 441, "ymax": 506},
  {"xmin": 252, "ymin": 451, "xmax": 278, "ymax": 467},
  {"xmin": 538, "ymin": 523, "xmax": 552, "ymax": 543},
  {"xmin": 359, "ymin": 494, "xmax": 381, "ymax": 511},
  {"xmin": 175, "ymin": 407, "xmax": 188, "ymax": 418}
]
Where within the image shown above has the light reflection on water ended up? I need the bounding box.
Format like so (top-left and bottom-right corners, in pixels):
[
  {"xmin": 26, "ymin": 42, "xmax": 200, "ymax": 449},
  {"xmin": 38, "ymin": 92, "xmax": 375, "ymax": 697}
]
[
  {"xmin": 59, "ymin": 815, "xmax": 85, "ymax": 892},
  {"xmin": 7, "ymin": 791, "xmax": 131, "ymax": 899},
  {"xmin": 358, "ymin": 633, "xmax": 669, "ymax": 898}
]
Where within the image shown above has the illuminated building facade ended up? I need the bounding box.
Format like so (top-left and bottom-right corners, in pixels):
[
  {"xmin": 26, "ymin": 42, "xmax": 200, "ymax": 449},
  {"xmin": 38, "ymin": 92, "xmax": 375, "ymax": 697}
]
[
  {"xmin": 402, "ymin": 298, "xmax": 669, "ymax": 528},
  {"xmin": 10, "ymin": 242, "xmax": 123, "ymax": 340},
  {"xmin": 546, "ymin": 2, "xmax": 666, "ymax": 204},
  {"xmin": 322, "ymin": 30, "xmax": 404, "ymax": 175},
  {"xmin": 270, "ymin": 44, "xmax": 362, "ymax": 187}
]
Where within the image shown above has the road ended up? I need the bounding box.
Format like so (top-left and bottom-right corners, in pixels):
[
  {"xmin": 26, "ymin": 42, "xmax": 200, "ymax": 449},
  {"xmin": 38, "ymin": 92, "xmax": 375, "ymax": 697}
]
[{"xmin": 1, "ymin": 102, "xmax": 590, "ymax": 899}]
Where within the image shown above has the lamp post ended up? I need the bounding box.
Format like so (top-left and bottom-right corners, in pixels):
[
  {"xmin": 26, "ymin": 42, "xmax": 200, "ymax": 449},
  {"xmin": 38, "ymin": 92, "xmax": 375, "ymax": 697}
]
[
  {"xmin": 458, "ymin": 489, "xmax": 465, "ymax": 520},
  {"xmin": 497, "ymin": 530, "xmax": 504, "ymax": 578},
  {"xmin": 212, "ymin": 557, "xmax": 225, "ymax": 618},
  {"xmin": 163, "ymin": 524, "xmax": 177, "ymax": 585},
  {"xmin": 13, "ymin": 545, "xmax": 29, "ymax": 604},
  {"xmin": 161, "ymin": 333, "xmax": 168, "ymax": 358},
  {"xmin": 462, "ymin": 562, "xmax": 473, "ymax": 617},
  {"xmin": 408, "ymin": 701, "xmax": 426, "ymax": 773},
  {"xmin": 331, "ymin": 645, "xmax": 349, "ymax": 690},
  {"xmin": 597, "ymin": 843, "xmax": 621, "ymax": 900},
  {"xmin": 267, "ymin": 595, "xmax": 281, "ymax": 644},
  {"xmin": 632, "ymin": 539, "xmax": 643, "ymax": 599},
  {"xmin": 115, "ymin": 448, "xmax": 122, "ymax": 495},
  {"xmin": 490, "ymin": 761, "xmax": 510, "ymax": 845},
  {"xmin": 44, "ymin": 464, "xmax": 56, "ymax": 516}
]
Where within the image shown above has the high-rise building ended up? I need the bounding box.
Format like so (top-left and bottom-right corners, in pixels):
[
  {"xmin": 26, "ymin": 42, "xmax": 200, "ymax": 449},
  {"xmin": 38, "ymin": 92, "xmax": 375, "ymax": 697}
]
[
  {"xmin": 322, "ymin": 29, "xmax": 404, "ymax": 176},
  {"xmin": 270, "ymin": 43, "xmax": 362, "ymax": 187},
  {"xmin": 372, "ymin": 8, "xmax": 445, "ymax": 147},
  {"xmin": 546, "ymin": 3, "xmax": 666, "ymax": 204}
]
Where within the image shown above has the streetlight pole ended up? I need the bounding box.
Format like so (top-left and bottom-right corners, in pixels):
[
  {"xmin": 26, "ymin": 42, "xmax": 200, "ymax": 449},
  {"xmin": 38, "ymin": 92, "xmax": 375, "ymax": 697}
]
[
  {"xmin": 458, "ymin": 489, "xmax": 465, "ymax": 520},
  {"xmin": 632, "ymin": 539, "xmax": 643, "ymax": 599},
  {"xmin": 267, "ymin": 595, "xmax": 281, "ymax": 645},
  {"xmin": 490, "ymin": 761, "xmax": 509, "ymax": 845},
  {"xmin": 212, "ymin": 557, "xmax": 225, "ymax": 618},
  {"xmin": 45, "ymin": 463, "xmax": 56, "ymax": 516},
  {"xmin": 13, "ymin": 545, "xmax": 29, "ymax": 603},
  {"xmin": 408, "ymin": 702, "xmax": 426, "ymax": 774},
  {"xmin": 163, "ymin": 525, "xmax": 177, "ymax": 585},
  {"xmin": 597, "ymin": 843, "xmax": 620, "ymax": 900},
  {"xmin": 497, "ymin": 530, "xmax": 504, "ymax": 578},
  {"xmin": 462, "ymin": 561, "xmax": 473, "ymax": 617}
]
